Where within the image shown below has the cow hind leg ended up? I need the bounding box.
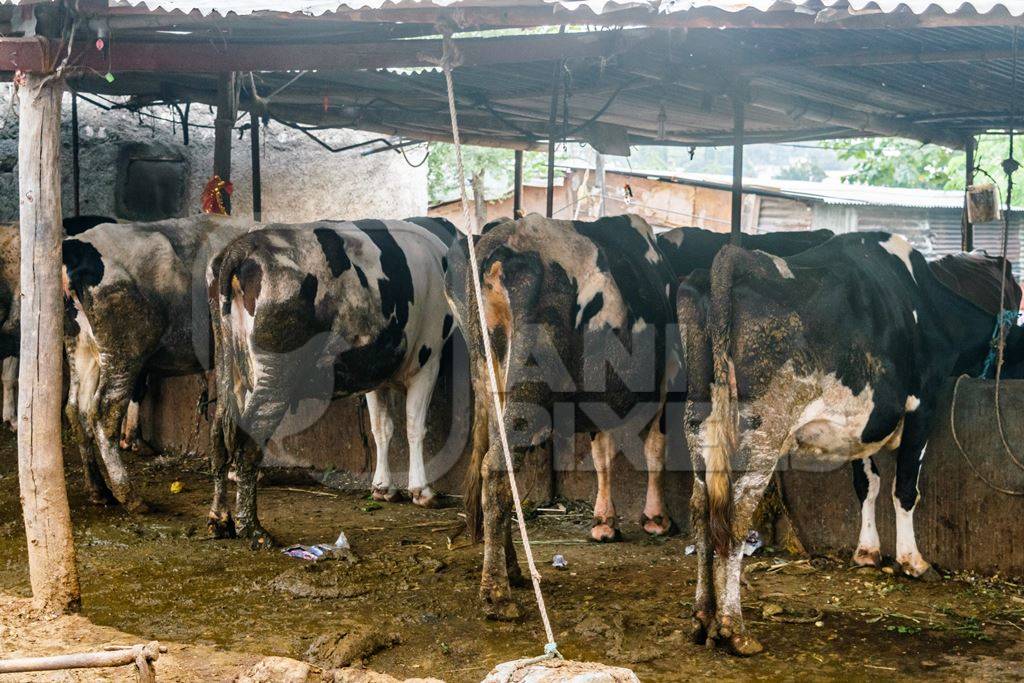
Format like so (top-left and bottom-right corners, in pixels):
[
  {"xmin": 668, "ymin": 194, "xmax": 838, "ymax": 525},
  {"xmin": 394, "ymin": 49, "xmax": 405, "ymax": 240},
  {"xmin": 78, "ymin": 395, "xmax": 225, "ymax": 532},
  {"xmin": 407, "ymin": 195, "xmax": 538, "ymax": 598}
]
[
  {"xmin": 2, "ymin": 356, "xmax": 17, "ymax": 431},
  {"xmin": 479, "ymin": 441, "xmax": 521, "ymax": 620},
  {"xmin": 710, "ymin": 468, "xmax": 774, "ymax": 657},
  {"xmin": 893, "ymin": 440, "xmax": 938, "ymax": 581},
  {"xmin": 590, "ymin": 431, "xmax": 621, "ymax": 542},
  {"xmin": 94, "ymin": 366, "xmax": 148, "ymax": 512},
  {"xmin": 120, "ymin": 374, "xmax": 147, "ymax": 450},
  {"xmin": 640, "ymin": 411, "xmax": 677, "ymax": 536},
  {"xmin": 207, "ymin": 411, "xmax": 236, "ymax": 539},
  {"xmin": 690, "ymin": 475, "xmax": 715, "ymax": 644},
  {"xmin": 66, "ymin": 334, "xmax": 114, "ymax": 504},
  {"xmin": 366, "ymin": 390, "xmax": 400, "ymax": 502},
  {"xmin": 235, "ymin": 443, "xmax": 273, "ymax": 549},
  {"xmin": 405, "ymin": 355, "xmax": 441, "ymax": 507},
  {"xmin": 852, "ymin": 456, "xmax": 882, "ymax": 567}
]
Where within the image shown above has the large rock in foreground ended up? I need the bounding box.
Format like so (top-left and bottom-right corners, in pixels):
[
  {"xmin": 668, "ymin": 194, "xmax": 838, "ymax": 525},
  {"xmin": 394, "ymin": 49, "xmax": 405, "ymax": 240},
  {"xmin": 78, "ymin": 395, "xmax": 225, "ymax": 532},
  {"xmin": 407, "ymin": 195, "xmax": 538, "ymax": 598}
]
[{"xmin": 483, "ymin": 658, "xmax": 640, "ymax": 683}]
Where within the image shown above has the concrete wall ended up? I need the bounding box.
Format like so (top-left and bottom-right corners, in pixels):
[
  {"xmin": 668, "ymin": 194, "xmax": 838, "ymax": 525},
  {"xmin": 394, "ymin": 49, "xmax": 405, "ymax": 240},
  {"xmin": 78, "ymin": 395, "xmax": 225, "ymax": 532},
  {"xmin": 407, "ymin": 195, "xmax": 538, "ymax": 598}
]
[{"xmin": 0, "ymin": 86, "xmax": 427, "ymax": 222}]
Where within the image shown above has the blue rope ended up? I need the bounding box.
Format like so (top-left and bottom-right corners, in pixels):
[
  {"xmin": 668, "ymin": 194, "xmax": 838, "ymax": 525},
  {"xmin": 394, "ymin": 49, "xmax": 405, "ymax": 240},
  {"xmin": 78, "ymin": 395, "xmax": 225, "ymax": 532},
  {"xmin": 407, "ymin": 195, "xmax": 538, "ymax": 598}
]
[{"xmin": 980, "ymin": 310, "xmax": 1019, "ymax": 379}]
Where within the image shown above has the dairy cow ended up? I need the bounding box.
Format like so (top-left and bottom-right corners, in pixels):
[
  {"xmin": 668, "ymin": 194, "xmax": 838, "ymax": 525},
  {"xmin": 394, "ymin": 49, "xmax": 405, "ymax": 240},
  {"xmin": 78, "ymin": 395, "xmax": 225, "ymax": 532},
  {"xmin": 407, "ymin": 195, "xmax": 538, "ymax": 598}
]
[
  {"xmin": 62, "ymin": 215, "xmax": 250, "ymax": 509},
  {"xmin": 0, "ymin": 217, "xmax": 120, "ymax": 432},
  {"xmin": 656, "ymin": 226, "xmax": 835, "ymax": 279},
  {"xmin": 447, "ymin": 213, "xmax": 682, "ymax": 619},
  {"xmin": 208, "ymin": 218, "xmax": 456, "ymax": 544},
  {"xmin": 678, "ymin": 232, "xmax": 1024, "ymax": 655}
]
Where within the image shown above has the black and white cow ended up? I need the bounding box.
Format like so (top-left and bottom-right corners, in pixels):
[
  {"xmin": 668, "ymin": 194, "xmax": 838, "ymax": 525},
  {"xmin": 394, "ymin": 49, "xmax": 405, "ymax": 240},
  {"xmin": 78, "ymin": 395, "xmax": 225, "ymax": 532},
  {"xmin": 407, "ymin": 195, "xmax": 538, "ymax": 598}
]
[
  {"xmin": 678, "ymin": 232, "xmax": 1024, "ymax": 655},
  {"xmin": 208, "ymin": 218, "xmax": 456, "ymax": 545},
  {"xmin": 62, "ymin": 215, "xmax": 250, "ymax": 510},
  {"xmin": 0, "ymin": 217, "xmax": 120, "ymax": 433},
  {"xmin": 447, "ymin": 213, "xmax": 682, "ymax": 619},
  {"xmin": 656, "ymin": 226, "xmax": 835, "ymax": 279}
]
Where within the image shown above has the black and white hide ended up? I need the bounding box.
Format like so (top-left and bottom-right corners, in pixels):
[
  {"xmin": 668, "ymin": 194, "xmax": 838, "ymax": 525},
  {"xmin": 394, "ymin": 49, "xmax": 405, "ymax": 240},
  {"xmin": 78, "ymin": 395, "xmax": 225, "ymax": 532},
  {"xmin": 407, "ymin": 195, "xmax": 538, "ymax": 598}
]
[
  {"xmin": 62, "ymin": 215, "xmax": 250, "ymax": 510},
  {"xmin": 208, "ymin": 218, "xmax": 456, "ymax": 545},
  {"xmin": 678, "ymin": 232, "xmax": 1024, "ymax": 655},
  {"xmin": 446, "ymin": 213, "xmax": 682, "ymax": 619}
]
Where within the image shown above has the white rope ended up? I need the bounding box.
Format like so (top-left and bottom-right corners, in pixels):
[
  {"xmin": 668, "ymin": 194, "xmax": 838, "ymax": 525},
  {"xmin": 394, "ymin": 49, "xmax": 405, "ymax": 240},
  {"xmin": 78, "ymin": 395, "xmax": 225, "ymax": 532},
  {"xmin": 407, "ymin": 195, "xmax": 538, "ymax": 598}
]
[{"xmin": 435, "ymin": 29, "xmax": 559, "ymax": 657}]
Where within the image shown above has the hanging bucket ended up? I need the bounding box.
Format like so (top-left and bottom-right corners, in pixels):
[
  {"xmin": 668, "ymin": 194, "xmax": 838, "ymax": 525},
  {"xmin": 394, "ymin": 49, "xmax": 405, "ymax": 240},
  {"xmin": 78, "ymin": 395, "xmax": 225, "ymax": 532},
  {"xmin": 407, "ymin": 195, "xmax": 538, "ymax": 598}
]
[{"xmin": 967, "ymin": 184, "xmax": 1002, "ymax": 224}]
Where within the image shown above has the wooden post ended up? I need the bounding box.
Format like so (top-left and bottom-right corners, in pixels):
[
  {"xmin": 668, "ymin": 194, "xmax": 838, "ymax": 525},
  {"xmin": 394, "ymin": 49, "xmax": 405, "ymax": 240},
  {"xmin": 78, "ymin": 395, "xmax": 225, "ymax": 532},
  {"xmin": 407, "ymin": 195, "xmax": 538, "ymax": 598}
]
[
  {"xmin": 213, "ymin": 72, "xmax": 236, "ymax": 214},
  {"xmin": 731, "ymin": 88, "xmax": 745, "ymax": 244},
  {"xmin": 513, "ymin": 149, "xmax": 524, "ymax": 218},
  {"xmin": 17, "ymin": 73, "xmax": 80, "ymax": 613},
  {"xmin": 471, "ymin": 171, "xmax": 487, "ymax": 228},
  {"xmin": 250, "ymin": 111, "xmax": 262, "ymax": 221},
  {"xmin": 70, "ymin": 92, "xmax": 80, "ymax": 217},
  {"xmin": 595, "ymin": 150, "xmax": 606, "ymax": 218},
  {"xmin": 545, "ymin": 41, "xmax": 564, "ymax": 219},
  {"xmin": 962, "ymin": 135, "xmax": 975, "ymax": 252}
]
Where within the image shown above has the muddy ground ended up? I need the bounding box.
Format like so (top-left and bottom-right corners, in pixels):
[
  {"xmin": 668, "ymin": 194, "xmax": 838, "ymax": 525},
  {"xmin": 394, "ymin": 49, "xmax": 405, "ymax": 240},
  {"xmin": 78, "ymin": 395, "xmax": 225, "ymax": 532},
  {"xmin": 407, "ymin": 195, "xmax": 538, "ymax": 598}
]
[{"xmin": 2, "ymin": 434, "xmax": 1024, "ymax": 682}]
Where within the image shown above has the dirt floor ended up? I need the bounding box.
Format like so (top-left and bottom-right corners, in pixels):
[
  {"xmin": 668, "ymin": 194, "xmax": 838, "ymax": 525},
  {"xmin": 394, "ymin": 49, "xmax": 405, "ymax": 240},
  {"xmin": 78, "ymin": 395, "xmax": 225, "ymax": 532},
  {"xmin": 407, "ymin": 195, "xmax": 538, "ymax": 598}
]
[{"xmin": 2, "ymin": 434, "xmax": 1024, "ymax": 682}]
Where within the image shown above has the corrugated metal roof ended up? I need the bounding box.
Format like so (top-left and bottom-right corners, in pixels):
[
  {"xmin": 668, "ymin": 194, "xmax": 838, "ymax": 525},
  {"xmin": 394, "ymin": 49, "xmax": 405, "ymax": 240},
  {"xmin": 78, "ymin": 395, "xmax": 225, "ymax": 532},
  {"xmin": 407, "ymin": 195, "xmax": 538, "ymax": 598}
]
[{"xmin": 5, "ymin": 0, "xmax": 1024, "ymax": 18}]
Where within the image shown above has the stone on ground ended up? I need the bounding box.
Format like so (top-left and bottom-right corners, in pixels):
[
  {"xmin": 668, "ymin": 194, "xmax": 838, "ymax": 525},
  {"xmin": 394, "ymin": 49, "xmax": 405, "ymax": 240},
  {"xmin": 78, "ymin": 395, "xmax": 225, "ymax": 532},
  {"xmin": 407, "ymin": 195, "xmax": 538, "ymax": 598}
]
[{"xmin": 483, "ymin": 658, "xmax": 640, "ymax": 683}]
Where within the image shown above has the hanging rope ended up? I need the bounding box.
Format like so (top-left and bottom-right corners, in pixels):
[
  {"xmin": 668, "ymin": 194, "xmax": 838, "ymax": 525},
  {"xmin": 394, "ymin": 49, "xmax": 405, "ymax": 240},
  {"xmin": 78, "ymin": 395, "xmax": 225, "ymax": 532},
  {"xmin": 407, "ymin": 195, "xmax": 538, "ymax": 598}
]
[{"xmin": 433, "ymin": 27, "xmax": 560, "ymax": 659}]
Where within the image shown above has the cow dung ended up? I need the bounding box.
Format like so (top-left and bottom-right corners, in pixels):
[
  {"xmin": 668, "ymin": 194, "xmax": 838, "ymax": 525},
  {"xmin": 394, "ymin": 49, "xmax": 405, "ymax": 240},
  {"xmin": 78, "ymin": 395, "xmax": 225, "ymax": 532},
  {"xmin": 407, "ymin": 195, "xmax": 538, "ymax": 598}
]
[
  {"xmin": 305, "ymin": 622, "xmax": 401, "ymax": 669},
  {"xmin": 269, "ymin": 560, "xmax": 370, "ymax": 600}
]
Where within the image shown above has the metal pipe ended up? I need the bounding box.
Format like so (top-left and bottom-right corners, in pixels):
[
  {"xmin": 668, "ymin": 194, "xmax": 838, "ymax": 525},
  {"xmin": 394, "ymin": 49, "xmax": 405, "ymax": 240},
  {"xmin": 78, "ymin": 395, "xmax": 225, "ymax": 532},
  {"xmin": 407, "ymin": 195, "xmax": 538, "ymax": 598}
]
[
  {"xmin": 71, "ymin": 93, "xmax": 80, "ymax": 217},
  {"xmin": 731, "ymin": 88, "xmax": 745, "ymax": 243},
  {"xmin": 962, "ymin": 135, "xmax": 975, "ymax": 251},
  {"xmin": 513, "ymin": 149, "xmax": 524, "ymax": 218},
  {"xmin": 250, "ymin": 112, "xmax": 262, "ymax": 222}
]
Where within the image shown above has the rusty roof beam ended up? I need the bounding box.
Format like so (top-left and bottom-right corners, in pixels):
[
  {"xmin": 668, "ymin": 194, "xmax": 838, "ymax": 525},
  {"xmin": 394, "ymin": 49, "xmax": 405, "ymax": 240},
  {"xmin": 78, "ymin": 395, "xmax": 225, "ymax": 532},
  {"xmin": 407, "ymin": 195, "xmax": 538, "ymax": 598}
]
[{"xmin": 0, "ymin": 29, "xmax": 648, "ymax": 74}]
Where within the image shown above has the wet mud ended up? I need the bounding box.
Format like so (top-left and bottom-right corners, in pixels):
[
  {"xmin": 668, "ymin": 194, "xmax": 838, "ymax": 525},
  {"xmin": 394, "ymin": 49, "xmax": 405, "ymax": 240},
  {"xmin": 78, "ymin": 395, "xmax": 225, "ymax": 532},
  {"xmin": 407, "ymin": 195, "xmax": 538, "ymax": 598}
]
[{"xmin": 1, "ymin": 435, "xmax": 1023, "ymax": 681}]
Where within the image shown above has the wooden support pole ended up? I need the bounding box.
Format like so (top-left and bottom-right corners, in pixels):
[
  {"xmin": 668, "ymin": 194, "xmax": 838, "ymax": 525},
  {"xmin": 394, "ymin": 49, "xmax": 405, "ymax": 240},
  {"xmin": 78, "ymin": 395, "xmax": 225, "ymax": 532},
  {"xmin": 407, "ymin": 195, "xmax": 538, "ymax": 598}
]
[
  {"xmin": 595, "ymin": 150, "xmax": 606, "ymax": 218},
  {"xmin": 962, "ymin": 135, "xmax": 975, "ymax": 252},
  {"xmin": 731, "ymin": 88, "xmax": 745, "ymax": 244},
  {"xmin": 214, "ymin": 72, "xmax": 236, "ymax": 214},
  {"xmin": 17, "ymin": 73, "xmax": 80, "ymax": 614},
  {"xmin": 250, "ymin": 111, "xmax": 262, "ymax": 222},
  {"xmin": 513, "ymin": 149, "xmax": 524, "ymax": 218},
  {"xmin": 70, "ymin": 93, "xmax": 80, "ymax": 217}
]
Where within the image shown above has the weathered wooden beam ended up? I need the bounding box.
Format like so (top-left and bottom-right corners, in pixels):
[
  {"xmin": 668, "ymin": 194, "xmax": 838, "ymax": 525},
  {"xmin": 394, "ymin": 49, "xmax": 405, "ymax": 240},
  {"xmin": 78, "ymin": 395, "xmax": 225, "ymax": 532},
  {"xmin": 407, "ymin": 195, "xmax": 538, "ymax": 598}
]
[
  {"xmin": 0, "ymin": 30, "xmax": 643, "ymax": 73},
  {"xmin": 17, "ymin": 72, "xmax": 80, "ymax": 614},
  {"xmin": 743, "ymin": 46, "xmax": 1024, "ymax": 74}
]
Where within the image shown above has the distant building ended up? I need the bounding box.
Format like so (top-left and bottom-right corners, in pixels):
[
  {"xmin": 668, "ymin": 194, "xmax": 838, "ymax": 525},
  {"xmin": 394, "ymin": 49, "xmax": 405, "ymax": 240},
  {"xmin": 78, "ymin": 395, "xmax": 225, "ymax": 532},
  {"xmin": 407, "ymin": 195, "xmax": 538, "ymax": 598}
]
[{"xmin": 430, "ymin": 165, "xmax": 1022, "ymax": 272}]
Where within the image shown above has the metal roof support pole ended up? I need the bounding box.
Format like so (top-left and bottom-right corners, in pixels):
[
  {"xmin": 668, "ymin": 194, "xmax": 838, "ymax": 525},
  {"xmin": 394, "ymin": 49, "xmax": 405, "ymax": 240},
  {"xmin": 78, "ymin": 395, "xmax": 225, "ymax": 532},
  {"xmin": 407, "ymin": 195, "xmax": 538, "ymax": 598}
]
[
  {"xmin": 731, "ymin": 86, "xmax": 746, "ymax": 244},
  {"xmin": 545, "ymin": 64, "xmax": 562, "ymax": 218},
  {"xmin": 71, "ymin": 93, "xmax": 80, "ymax": 217},
  {"xmin": 595, "ymin": 150, "xmax": 606, "ymax": 218},
  {"xmin": 214, "ymin": 72, "xmax": 236, "ymax": 214},
  {"xmin": 250, "ymin": 112, "xmax": 262, "ymax": 222},
  {"xmin": 513, "ymin": 149, "xmax": 524, "ymax": 218},
  {"xmin": 962, "ymin": 135, "xmax": 975, "ymax": 251},
  {"xmin": 16, "ymin": 71, "xmax": 81, "ymax": 614}
]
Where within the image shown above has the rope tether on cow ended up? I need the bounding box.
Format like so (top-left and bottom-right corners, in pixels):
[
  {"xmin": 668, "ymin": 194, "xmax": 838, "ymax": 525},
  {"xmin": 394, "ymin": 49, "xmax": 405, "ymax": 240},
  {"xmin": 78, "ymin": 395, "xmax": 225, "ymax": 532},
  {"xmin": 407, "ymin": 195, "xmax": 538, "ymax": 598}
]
[
  {"xmin": 950, "ymin": 26, "xmax": 1024, "ymax": 495},
  {"xmin": 433, "ymin": 27, "xmax": 560, "ymax": 660}
]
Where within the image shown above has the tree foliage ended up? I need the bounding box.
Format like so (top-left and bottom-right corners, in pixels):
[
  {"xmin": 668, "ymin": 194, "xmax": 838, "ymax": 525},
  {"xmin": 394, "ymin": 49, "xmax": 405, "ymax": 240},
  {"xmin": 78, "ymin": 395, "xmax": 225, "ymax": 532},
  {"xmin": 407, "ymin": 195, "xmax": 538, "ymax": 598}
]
[
  {"xmin": 427, "ymin": 143, "xmax": 553, "ymax": 205},
  {"xmin": 824, "ymin": 136, "xmax": 1024, "ymax": 191}
]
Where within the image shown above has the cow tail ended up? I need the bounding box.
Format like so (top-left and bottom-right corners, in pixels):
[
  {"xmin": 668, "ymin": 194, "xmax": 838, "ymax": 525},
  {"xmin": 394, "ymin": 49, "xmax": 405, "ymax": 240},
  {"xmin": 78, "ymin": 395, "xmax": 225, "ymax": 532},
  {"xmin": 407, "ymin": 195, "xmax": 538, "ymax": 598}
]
[{"xmin": 706, "ymin": 245, "xmax": 744, "ymax": 557}]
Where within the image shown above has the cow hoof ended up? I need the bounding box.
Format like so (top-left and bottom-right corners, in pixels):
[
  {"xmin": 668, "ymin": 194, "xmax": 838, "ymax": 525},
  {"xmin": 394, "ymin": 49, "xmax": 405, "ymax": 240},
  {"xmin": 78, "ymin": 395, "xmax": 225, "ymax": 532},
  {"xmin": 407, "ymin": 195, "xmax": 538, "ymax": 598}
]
[
  {"xmin": 728, "ymin": 633, "xmax": 764, "ymax": 657},
  {"xmin": 508, "ymin": 571, "xmax": 529, "ymax": 589},
  {"xmin": 207, "ymin": 513, "xmax": 237, "ymax": 539},
  {"xmin": 410, "ymin": 487, "xmax": 439, "ymax": 508},
  {"xmin": 485, "ymin": 599, "xmax": 522, "ymax": 621},
  {"xmin": 852, "ymin": 547, "xmax": 882, "ymax": 568},
  {"xmin": 691, "ymin": 611, "xmax": 710, "ymax": 645},
  {"xmin": 246, "ymin": 528, "xmax": 277, "ymax": 551},
  {"xmin": 641, "ymin": 513, "xmax": 679, "ymax": 537},
  {"xmin": 5, "ymin": 420, "xmax": 16, "ymax": 433},
  {"xmin": 902, "ymin": 562, "xmax": 941, "ymax": 582},
  {"xmin": 371, "ymin": 485, "xmax": 402, "ymax": 503},
  {"xmin": 590, "ymin": 517, "xmax": 622, "ymax": 543}
]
